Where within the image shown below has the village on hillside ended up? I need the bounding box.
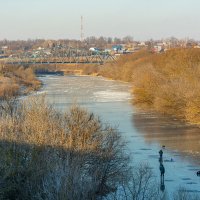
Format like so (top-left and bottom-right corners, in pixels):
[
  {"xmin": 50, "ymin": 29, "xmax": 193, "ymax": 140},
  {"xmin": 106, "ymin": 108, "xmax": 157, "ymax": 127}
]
[{"xmin": 0, "ymin": 37, "xmax": 200, "ymax": 60}]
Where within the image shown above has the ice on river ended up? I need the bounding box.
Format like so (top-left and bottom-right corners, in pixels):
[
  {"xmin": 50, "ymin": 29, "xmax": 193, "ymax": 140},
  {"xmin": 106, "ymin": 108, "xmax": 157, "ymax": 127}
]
[
  {"xmin": 93, "ymin": 90, "xmax": 131, "ymax": 102},
  {"xmin": 35, "ymin": 75, "xmax": 200, "ymax": 197}
]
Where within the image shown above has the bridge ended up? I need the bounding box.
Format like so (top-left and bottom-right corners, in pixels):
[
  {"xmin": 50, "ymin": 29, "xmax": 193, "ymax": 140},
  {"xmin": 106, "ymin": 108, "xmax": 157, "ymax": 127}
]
[{"xmin": 2, "ymin": 46, "xmax": 116, "ymax": 65}]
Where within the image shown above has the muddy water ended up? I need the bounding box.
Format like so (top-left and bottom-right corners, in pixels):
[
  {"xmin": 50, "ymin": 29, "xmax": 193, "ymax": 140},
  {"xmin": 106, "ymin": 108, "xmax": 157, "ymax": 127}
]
[{"xmin": 36, "ymin": 75, "xmax": 200, "ymax": 196}]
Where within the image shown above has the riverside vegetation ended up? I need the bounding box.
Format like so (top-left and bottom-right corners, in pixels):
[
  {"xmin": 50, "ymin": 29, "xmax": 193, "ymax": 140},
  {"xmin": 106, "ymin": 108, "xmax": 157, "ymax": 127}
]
[
  {"xmin": 0, "ymin": 64, "xmax": 41, "ymax": 99},
  {"xmin": 99, "ymin": 48, "xmax": 200, "ymax": 125}
]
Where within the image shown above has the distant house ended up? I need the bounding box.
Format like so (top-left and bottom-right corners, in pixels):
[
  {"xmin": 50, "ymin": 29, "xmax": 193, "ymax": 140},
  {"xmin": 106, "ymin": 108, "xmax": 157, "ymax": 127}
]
[
  {"xmin": 44, "ymin": 50, "xmax": 51, "ymax": 55},
  {"xmin": 104, "ymin": 49, "xmax": 111, "ymax": 53},
  {"xmin": 152, "ymin": 45, "xmax": 165, "ymax": 53},
  {"xmin": 194, "ymin": 45, "xmax": 200, "ymax": 49},
  {"xmin": 89, "ymin": 47, "xmax": 100, "ymax": 52},
  {"xmin": 38, "ymin": 47, "xmax": 44, "ymax": 50},
  {"xmin": 138, "ymin": 42, "xmax": 146, "ymax": 46},
  {"xmin": 112, "ymin": 45, "xmax": 123, "ymax": 52},
  {"xmin": 2, "ymin": 46, "xmax": 8, "ymax": 49}
]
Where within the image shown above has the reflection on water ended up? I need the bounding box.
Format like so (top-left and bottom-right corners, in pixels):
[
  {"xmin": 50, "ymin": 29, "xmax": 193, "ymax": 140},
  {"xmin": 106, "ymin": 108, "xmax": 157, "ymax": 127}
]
[{"xmin": 132, "ymin": 112, "xmax": 200, "ymax": 165}]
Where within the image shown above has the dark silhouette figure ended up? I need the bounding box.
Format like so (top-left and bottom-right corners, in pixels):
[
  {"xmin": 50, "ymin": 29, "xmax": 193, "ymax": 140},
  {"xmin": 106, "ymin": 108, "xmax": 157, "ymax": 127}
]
[
  {"xmin": 159, "ymin": 150, "xmax": 165, "ymax": 192},
  {"xmin": 197, "ymin": 171, "xmax": 200, "ymax": 176},
  {"xmin": 159, "ymin": 149, "xmax": 163, "ymax": 163},
  {"xmin": 160, "ymin": 163, "xmax": 165, "ymax": 180}
]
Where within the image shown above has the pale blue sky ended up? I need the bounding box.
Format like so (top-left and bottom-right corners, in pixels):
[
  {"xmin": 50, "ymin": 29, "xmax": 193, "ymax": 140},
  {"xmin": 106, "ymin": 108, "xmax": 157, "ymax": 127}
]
[{"xmin": 0, "ymin": 0, "xmax": 199, "ymax": 40}]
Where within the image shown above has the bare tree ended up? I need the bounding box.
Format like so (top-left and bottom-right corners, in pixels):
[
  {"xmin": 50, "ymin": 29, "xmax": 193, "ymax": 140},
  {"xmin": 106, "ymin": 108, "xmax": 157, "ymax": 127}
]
[{"xmin": 0, "ymin": 96, "xmax": 130, "ymax": 200}]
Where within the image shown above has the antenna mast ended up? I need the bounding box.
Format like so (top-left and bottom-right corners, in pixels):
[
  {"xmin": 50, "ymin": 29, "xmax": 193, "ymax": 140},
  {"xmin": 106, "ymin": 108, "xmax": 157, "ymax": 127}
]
[{"xmin": 81, "ymin": 16, "xmax": 84, "ymax": 42}]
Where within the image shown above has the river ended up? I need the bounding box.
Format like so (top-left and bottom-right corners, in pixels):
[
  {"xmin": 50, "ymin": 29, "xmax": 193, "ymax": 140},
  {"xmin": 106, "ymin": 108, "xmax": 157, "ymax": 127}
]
[{"xmin": 35, "ymin": 74, "xmax": 200, "ymax": 196}]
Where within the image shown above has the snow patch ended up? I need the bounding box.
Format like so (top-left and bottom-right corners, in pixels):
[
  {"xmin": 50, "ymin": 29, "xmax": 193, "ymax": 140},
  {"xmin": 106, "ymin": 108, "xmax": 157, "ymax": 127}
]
[{"xmin": 93, "ymin": 90, "xmax": 131, "ymax": 102}]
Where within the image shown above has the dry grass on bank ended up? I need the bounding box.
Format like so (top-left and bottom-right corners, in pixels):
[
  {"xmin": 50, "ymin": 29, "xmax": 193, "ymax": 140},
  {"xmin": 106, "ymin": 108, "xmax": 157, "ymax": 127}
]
[
  {"xmin": 100, "ymin": 49, "xmax": 200, "ymax": 125},
  {"xmin": 0, "ymin": 64, "xmax": 41, "ymax": 99}
]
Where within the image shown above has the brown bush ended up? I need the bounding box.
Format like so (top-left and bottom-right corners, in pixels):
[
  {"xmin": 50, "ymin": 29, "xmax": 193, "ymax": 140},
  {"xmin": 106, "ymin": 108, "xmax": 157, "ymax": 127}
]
[
  {"xmin": 0, "ymin": 65, "xmax": 41, "ymax": 99},
  {"xmin": 99, "ymin": 48, "xmax": 200, "ymax": 124},
  {"xmin": 0, "ymin": 82, "xmax": 19, "ymax": 99},
  {"xmin": 0, "ymin": 96, "xmax": 130, "ymax": 199}
]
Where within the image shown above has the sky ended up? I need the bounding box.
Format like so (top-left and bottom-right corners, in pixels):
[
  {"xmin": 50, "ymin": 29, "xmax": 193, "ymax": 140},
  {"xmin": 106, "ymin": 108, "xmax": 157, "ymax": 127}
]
[{"xmin": 0, "ymin": 0, "xmax": 200, "ymax": 41}]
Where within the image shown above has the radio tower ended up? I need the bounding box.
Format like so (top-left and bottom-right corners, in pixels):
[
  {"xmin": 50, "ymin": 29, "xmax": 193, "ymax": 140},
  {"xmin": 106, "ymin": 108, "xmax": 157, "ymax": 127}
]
[{"xmin": 81, "ymin": 16, "xmax": 84, "ymax": 42}]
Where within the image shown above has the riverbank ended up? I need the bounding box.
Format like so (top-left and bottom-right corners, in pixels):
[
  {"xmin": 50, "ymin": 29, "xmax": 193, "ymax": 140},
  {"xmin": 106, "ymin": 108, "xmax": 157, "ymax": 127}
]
[
  {"xmin": 0, "ymin": 64, "xmax": 41, "ymax": 99},
  {"xmin": 95, "ymin": 49, "xmax": 200, "ymax": 126}
]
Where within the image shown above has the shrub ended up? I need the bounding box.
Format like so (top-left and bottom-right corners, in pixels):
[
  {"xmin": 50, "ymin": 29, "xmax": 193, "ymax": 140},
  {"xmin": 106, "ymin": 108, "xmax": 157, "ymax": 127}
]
[{"xmin": 0, "ymin": 96, "xmax": 130, "ymax": 199}]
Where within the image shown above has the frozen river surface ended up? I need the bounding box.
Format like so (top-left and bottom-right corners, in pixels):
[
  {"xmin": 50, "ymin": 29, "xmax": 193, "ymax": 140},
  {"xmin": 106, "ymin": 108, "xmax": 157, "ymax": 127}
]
[{"xmin": 36, "ymin": 75, "xmax": 200, "ymax": 196}]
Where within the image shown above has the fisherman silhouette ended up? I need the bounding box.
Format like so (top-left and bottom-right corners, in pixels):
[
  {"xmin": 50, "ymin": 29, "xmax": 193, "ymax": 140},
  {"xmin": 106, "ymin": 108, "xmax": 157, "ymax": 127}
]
[
  {"xmin": 160, "ymin": 163, "xmax": 165, "ymax": 184},
  {"xmin": 159, "ymin": 149, "xmax": 163, "ymax": 163}
]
